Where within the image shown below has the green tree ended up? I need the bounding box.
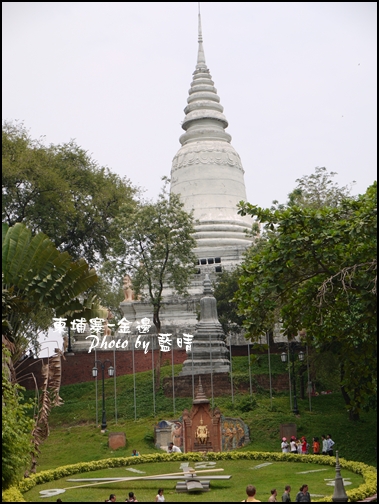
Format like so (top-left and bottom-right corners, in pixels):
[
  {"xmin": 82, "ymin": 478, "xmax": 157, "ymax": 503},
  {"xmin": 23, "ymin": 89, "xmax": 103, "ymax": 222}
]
[
  {"xmin": 2, "ymin": 222, "xmax": 108, "ymax": 476},
  {"xmin": 113, "ymin": 180, "xmax": 197, "ymax": 332},
  {"xmin": 272, "ymin": 166, "xmax": 356, "ymax": 210},
  {"xmin": 2, "ymin": 222, "xmax": 100, "ymax": 362},
  {"xmin": 236, "ymin": 183, "xmax": 377, "ymax": 420},
  {"xmin": 2, "ymin": 121, "xmax": 137, "ymax": 267},
  {"xmin": 213, "ymin": 268, "xmax": 245, "ymax": 335},
  {"xmin": 112, "ymin": 180, "xmax": 197, "ymax": 385},
  {"xmin": 2, "ymin": 350, "xmax": 34, "ymax": 490}
]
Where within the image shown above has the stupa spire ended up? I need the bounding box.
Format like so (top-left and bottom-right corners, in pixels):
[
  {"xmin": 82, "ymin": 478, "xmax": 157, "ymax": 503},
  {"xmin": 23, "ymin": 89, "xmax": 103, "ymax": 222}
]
[
  {"xmin": 179, "ymin": 9, "xmax": 230, "ymax": 146},
  {"xmin": 197, "ymin": 4, "xmax": 206, "ymax": 67}
]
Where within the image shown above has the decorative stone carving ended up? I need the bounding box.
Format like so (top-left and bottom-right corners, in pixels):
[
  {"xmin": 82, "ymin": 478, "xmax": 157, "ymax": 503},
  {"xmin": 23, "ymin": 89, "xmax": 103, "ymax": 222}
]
[
  {"xmin": 104, "ymin": 309, "xmax": 114, "ymax": 336},
  {"xmin": 195, "ymin": 417, "xmax": 210, "ymax": 444},
  {"xmin": 172, "ymin": 144, "xmax": 244, "ymax": 172},
  {"xmin": 62, "ymin": 335, "xmax": 68, "ymax": 352},
  {"xmin": 123, "ymin": 275, "xmax": 135, "ymax": 301}
]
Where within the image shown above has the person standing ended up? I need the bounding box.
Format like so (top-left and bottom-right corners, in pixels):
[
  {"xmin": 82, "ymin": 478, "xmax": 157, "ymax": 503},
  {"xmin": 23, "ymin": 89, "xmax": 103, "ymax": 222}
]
[
  {"xmin": 242, "ymin": 484, "xmax": 261, "ymax": 502},
  {"xmin": 281, "ymin": 437, "xmax": 289, "ymax": 453},
  {"xmin": 290, "ymin": 437, "xmax": 297, "ymax": 454},
  {"xmin": 327, "ymin": 434, "xmax": 335, "ymax": 456},
  {"xmin": 282, "ymin": 485, "xmax": 291, "ymax": 502},
  {"xmin": 155, "ymin": 489, "xmax": 165, "ymax": 502},
  {"xmin": 295, "ymin": 484, "xmax": 311, "ymax": 502},
  {"xmin": 312, "ymin": 437, "xmax": 320, "ymax": 455},
  {"xmin": 301, "ymin": 437, "xmax": 308, "ymax": 455},
  {"xmin": 268, "ymin": 488, "xmax": 278, "ymax": 502},
  {"xmin": 321, "ymin": 435, "xmax": 328, "ymax": 455}
]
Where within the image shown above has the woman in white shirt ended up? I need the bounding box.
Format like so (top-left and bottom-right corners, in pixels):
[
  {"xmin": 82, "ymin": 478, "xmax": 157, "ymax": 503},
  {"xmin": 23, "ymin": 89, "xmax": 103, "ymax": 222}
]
[
  {"xmin": 155, "ymin": 489, "xmax": 165, "ymax": 502},
  {"xmin": 290, "ymin": 437, "xmax": 297, "ymax": 454},
  {"xmin": 321, "ymin": 435, "xmax": 328, "ymax": 455},
  {"xmin": 281, "ymin": 437, "xmax": 289, "ymax": 453}
]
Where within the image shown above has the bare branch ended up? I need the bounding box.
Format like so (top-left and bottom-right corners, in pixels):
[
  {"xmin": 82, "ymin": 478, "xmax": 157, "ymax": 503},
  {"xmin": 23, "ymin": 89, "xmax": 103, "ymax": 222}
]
[{"xmin": 317, "ymin": 259, "xmax": 377, "ymax": 306}]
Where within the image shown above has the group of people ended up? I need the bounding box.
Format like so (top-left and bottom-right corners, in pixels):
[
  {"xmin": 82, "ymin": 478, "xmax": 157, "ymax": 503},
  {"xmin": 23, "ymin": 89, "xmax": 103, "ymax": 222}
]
[
  {"xmin": 242, "ymin": 483, "xmax": 311, "ymax": 502},
  {"xmin": 104, "ymin": 489, "xmax": 164, "ymax": 502},
  {"xmin": 281, "ymin": 434, "xmax": 335, "ymax": 456}
]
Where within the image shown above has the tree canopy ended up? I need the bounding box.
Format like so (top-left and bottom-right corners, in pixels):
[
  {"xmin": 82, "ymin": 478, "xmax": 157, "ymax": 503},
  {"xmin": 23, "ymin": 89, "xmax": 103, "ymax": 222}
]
[
  {"xmin": 111, "ymin": 179, "xmax": 197, "ymax": 332},
  {"xmin": 213, "ymin": 268, "xmax": 245, "ymax": 336},
  {"xmin": 2, "ymin": 122, "xmax": 137, "ymax": 267},
  {"xmin": 2, "ymin": 222, "xmax": 102, "ymax": 361},
  {"xmin": 273, "ymin": 166, "xmax": 356, "ymax": 210},
  {"xmin": 236, "ymin": 182, "xmax": 377, "ymax": 419}
]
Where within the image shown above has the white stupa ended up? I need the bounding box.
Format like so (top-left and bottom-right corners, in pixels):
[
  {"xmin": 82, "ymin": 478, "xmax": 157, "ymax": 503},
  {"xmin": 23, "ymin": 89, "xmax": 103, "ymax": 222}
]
[
  {"xmin": 170, "ymin": 11, "xmax": 252, "ymax": 292},
  {"xmin": 118, "ymin": 11, "xmax": 253, "ymax": 340},
  {"xmin": 70, "ymin": 11, "xmax": 254, "ymax": 354}
]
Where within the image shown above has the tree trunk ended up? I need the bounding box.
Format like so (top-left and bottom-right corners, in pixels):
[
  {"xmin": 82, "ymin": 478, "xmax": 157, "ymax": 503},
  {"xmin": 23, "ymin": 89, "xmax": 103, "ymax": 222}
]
[
  {"xmin": 153, "ymin": 310, "xmax": 162, "ymax": 391},
  {"xmin": 340, "ymin": 365, "xmax": 360, "ymax": 421},
  {"xmin": 300, "ymin": 373, "xmax": 305, "ymax": 400}
]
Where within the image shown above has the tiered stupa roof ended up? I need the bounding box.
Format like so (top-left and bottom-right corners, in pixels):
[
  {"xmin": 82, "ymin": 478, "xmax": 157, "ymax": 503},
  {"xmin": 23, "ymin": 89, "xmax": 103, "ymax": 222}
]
[{"xmin": 170, "ymin": 11, "xmax": 253, "ymax": 254}]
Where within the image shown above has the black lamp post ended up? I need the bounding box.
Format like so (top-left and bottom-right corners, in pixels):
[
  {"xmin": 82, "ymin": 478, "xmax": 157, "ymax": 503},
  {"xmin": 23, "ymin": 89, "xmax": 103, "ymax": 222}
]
[
  {"xmin": 281, "ymin": 342, "xmax": 304, "ymax": 415},
  {"xmin": 67, "ymin": 325, "xmax": 73, "ymax": 353},
  {"xmin": 92, "ymin": 359, "xmax": 114, "ymax": 430}
]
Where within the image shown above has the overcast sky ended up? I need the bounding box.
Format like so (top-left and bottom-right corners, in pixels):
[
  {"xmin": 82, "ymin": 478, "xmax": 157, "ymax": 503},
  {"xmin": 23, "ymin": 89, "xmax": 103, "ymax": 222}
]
[{"xmin": 2, "ymin": 2, "xmax": 377, "ymax": 208}]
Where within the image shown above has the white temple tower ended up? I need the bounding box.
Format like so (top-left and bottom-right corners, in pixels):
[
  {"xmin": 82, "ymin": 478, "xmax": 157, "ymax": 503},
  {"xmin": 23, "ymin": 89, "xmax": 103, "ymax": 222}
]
[
  {"xmin": 170, "ymin": 11, "xmax": 252, "ymax": 291},
  {"xmin": 118, "ymin": 12, "xmax": 253, "ymax": 338}
]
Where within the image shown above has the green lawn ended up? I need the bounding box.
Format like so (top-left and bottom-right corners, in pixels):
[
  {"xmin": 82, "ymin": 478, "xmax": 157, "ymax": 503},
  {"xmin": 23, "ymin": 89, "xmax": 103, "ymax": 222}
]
[
  {"xmin": 18, "ymin": 355, "xmax": 376, "ymax": 503},
  {"xmin": 23, "ymin": 458, "xmax": 364, "ymax": 502}
]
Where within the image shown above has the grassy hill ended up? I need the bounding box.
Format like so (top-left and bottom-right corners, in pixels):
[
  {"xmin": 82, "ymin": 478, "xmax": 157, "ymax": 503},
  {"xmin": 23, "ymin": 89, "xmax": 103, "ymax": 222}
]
[{"xmin": 30, "ymin": 355, "xmax": 377, "ymax": 471}]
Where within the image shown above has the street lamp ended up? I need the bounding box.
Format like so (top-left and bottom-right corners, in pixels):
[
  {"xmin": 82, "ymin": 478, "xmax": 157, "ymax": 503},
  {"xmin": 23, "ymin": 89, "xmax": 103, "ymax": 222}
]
[
  {"xmin": 92, "ymin": 359, "xmax": 114, "ymax": 430},
  {"xmin": 67, "ymin": 325, "xmax": 73, "ymax": 353},
  {"xmin": 281, "ymin": 342, "xmax": 304, "ymax": 415}
]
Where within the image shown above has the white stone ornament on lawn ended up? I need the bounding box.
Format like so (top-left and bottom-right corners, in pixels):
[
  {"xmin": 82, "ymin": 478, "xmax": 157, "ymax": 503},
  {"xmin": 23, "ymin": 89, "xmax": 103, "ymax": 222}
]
[
  {"xmin": 39, "ymin": 488, "xmax": 65, "ymax": 497},
  {"xmin": 250, "ymin": 462, "xmax": 273, "ymax": 470}
]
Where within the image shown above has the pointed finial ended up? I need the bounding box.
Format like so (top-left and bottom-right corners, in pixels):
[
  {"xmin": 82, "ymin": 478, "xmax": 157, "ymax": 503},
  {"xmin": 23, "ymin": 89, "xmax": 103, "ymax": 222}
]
[
  {"xmin": 203, "ymin": 274, "xmax": 212, "ymax": 295},
  {"xmin": 193, "ymin": 375, "xmax": 209, "ymax": 404},
  {"xmin": 197, "ymin": 3, "xmax": 206, "ymax": 66},
  {"xmin": 332, "ymin": 451, "xmax": 348, "ymax": 502},
  {"xmin": 198, "ymin": 2, "xmax": 202, "ymax": 43}
]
